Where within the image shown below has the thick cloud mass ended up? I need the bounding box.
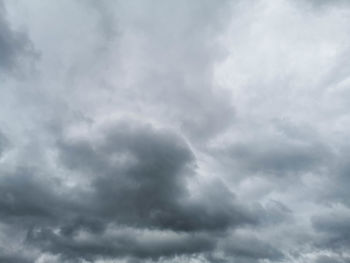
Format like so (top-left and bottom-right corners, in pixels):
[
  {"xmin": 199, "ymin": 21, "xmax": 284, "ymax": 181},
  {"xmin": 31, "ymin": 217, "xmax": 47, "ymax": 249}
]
[{"xmin": 1, "ymin": 0, "xmax": 350, "ymax": 262}]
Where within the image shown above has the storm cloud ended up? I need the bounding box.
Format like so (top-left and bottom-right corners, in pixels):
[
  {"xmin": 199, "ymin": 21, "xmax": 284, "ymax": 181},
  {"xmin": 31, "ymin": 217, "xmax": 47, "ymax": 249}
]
[{"xmin": 1, "ymin": 0, "xmax": 350, "ymax": 262}]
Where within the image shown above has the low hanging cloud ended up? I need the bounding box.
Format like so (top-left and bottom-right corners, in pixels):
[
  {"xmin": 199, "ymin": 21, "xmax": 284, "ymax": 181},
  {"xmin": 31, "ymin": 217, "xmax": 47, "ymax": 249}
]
[{"xmin": 1, "ymin": 0, "xmax": 350, "ymax": 262}]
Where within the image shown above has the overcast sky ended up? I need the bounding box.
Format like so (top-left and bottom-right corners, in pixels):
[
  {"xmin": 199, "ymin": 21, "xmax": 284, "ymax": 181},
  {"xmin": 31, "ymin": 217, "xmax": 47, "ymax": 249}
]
[{"xmin": 1, "ymin": 0, "xmax": 350, "ymax": 262}]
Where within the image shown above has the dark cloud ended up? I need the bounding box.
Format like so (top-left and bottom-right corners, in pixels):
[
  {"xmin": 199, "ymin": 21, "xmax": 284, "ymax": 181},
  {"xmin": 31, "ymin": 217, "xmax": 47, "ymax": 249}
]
[
  {"xmin": 0, "ymin": 122, "xmax": 262, "ymax": 262},
  {"xmin": 0, "ymin": 169, "xmax": 58, "ymax": 220},
  {"xmin": 0, "ymin": 253, "xmax": 32, "ymax": 263},
  {"xmin": 1, "ymin": 0, "xmax": 350, "ymax": 262},
  {"xmin": 315, "ymin": 255, "xmax": 350, "ymax": 263},
  {"xmin": 299, "ymin": 0, "xmax": 350, "ymax": 9},
  {"xmin": 0, "ymin": 1, "xmax": 36, "ymax": 75},
  {"xmin": 55, "ymin": 122, "xmax": 257, "ymax": 233},
  {"xmin": 226, "ymin": 141, "xmax": 326, "ymax": 175},
  {"xmin": 222, "ymin": 235, "xmax": 284, "ymax": 262},
  {"xmin": 27, "ymin": 226, "xmax": 215, "ymax": 262},
  {"xmin": 0, "ymin": 130, "xmax": 9, "ymax": 157},
  {"xmin": 312, "ymin": 210, "xmax": 350, "ymax": 250},
  {"xmin": 211, "ymin": 122, "xmax": 331, "ymax": 179}
]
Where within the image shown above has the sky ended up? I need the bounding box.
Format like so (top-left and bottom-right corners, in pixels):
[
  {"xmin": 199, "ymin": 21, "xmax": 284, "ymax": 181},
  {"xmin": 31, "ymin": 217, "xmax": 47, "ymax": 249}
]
[{"xmin": 1, "ymin": 0, "xmax": 350, "ymax": 262}]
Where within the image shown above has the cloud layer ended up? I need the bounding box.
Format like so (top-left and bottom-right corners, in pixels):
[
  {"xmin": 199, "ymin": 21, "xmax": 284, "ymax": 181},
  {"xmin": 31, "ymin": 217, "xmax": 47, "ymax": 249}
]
[{"xmin": 1, "ymin": 0, "xmax": 350, "ymax": 262}]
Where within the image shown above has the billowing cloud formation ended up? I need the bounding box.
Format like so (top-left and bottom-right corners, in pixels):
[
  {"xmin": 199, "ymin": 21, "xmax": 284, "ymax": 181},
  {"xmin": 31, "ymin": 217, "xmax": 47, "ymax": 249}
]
[{"xmin": 1, "ymin": 0, "xmax": 350, "ymax": 262}]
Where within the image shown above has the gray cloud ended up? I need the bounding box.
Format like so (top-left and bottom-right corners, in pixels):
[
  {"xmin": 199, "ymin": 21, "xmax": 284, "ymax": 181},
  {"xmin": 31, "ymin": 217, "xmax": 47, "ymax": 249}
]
[
  {"xmin": 27, "ymin": 226, "xmax": 215, "ymax": 262},
  {"xmin": 0, "ymin": 121, "xmax": 263, "ymax": 262},
  {"xmin": 0, "ymin": 130, "xmax": 9, "ymax": 157},
  {"xmin": 315, "ymin": 255, "xmax": 350, "ymax": 263},
  {"xmin": 1, "ymin": 0, "xmax": 350, "ymax": 262},
  {"xmin": 0, "ymin": 253, "xmax": 31, "ymax": 263},
  {"xmin": 312, "ymin": 209, "xmax": 350, "ymax": 250},
  {"xmin": 56, "ymin": 122, "xmax": 258, "ymax": 232},
  {"xmin": 222, "ymin": 235, "xmax": 284, "ymax": 262},
  {"xmin": 0, "ymin": 1, "xmax": 36, "ymax": 75}
]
